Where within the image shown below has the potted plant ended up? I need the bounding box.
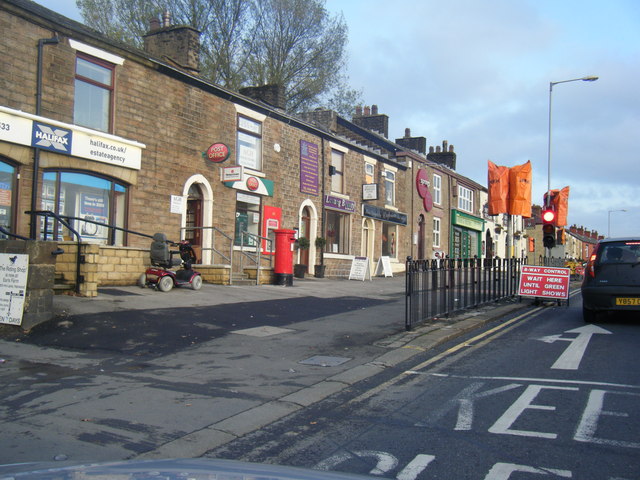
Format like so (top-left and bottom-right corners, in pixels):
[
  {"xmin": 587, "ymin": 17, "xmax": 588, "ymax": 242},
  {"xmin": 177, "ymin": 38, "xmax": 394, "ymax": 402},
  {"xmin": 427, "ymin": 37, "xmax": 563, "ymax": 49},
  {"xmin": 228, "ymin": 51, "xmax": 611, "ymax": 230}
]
[
  {"xmin": 294, "ymin": 236, "xmax": 310, "ymax": 278},
  {"xmin": 314, "ymin": 237, "xmax": 327, "ymax": 278}
]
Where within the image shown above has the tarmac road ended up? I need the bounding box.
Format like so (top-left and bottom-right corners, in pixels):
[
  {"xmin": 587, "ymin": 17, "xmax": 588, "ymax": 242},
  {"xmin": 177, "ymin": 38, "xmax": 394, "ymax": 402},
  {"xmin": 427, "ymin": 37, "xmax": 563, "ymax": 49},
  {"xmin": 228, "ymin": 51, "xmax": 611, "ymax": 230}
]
[{"xmin": 0, "ymin": 276, "xmax": 526, "ymax": 463}]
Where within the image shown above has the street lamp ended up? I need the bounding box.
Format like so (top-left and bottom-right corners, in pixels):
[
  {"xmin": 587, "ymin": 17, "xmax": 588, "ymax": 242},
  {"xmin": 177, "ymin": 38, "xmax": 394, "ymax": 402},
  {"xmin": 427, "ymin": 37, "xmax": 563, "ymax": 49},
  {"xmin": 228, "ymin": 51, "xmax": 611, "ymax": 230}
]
[
  {"xmin": 608, "ymin": 209, "xmax": 626, "ymax": 238},
  {"xmin": 546, "ymin": 75, "xmax": 598, "ymax": 207}
]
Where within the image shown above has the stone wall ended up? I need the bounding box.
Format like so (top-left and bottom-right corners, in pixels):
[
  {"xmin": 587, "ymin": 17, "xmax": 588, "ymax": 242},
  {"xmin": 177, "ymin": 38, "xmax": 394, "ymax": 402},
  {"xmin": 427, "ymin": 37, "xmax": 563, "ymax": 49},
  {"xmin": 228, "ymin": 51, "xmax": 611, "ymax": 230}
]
[{"xmin": 0, "ymin": 240, "xmax": 58, "ymax": 331}]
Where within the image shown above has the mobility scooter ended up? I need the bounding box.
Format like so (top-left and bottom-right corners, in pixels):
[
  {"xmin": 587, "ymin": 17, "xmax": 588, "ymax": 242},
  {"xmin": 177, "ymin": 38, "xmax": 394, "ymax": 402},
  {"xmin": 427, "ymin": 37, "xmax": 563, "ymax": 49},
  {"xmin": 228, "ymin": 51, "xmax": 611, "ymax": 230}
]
[{"xmin": 139, "ymin": 233, "xmax": 203, "ymax": 292}]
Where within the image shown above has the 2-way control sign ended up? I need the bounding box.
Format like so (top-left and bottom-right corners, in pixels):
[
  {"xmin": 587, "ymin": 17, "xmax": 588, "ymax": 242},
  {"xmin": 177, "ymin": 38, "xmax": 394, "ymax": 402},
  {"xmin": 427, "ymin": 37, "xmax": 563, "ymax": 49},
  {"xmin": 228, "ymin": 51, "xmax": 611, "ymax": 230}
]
[
  {"xmin": 518, "ymin": 265, "xmax": 570, "ymax": 300},
  {"xmin": 0, "ymin": 253, "xmax": 29, "ymax": 326}
]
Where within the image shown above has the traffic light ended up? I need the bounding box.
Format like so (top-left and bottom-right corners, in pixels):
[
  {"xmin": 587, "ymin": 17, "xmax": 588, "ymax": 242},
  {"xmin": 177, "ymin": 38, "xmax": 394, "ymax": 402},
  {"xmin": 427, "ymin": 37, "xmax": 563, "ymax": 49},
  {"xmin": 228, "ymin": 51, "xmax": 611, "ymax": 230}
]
[{"xmin": 542, "ymin": 208, "xmax": 556, "ymax": 249}]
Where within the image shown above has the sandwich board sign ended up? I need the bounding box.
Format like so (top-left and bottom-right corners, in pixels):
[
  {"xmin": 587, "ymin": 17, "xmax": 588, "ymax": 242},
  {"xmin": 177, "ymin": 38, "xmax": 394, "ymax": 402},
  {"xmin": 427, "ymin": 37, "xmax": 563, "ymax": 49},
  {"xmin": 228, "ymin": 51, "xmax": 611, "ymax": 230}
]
[
  {"xmin": 375, "ymin": 256, "xmax": 393, "ymax": 277},
  {"xmin": 349, "ymin": 256, "xmax": 371, "ymax": 281},
  {"xmin": 0, "ymin": 253, "xmax": 29, "ymax": 326}
]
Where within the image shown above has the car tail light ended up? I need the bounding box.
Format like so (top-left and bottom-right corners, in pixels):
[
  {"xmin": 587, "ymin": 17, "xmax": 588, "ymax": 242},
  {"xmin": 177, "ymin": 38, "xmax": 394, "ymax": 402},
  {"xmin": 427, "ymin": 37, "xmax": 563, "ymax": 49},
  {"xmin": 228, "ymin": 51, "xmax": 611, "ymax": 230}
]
[{"xmin": 586, "ymin": 253, "xmax": 597, "ymax": 278}]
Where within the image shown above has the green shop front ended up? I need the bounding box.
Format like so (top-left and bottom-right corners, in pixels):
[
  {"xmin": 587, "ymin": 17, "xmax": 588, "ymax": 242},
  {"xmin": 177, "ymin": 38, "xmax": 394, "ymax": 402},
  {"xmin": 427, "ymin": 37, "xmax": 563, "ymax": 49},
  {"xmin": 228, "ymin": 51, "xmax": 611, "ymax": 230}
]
[{"xmin": 450, "ymin": 210, "xmax": 484, "ymax": 258}]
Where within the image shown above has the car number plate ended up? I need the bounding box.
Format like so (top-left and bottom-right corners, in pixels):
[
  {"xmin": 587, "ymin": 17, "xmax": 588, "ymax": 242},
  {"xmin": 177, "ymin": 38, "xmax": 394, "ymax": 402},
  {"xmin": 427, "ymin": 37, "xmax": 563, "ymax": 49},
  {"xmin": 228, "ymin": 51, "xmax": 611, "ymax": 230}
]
[{"xmin": 615, "ymin": 297, "xmax": 640, "ymax": 306}]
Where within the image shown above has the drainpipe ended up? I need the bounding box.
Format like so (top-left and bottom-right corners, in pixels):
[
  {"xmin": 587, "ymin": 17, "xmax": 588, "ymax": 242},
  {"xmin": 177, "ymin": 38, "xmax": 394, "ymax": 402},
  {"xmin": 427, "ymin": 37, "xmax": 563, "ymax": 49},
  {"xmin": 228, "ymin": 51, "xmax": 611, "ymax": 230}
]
[
  {"xmin": 30, "ymin": 34, "xmax": 59, "ymax": 239},
  {"xmin": 320, "ymin": 137, "xmax": 326, "ymax": 267}
]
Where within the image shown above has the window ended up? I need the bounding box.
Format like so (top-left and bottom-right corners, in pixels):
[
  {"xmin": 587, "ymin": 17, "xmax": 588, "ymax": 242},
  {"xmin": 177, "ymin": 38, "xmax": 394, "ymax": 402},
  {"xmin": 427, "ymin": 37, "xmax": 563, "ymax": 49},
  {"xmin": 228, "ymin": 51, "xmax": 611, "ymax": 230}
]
[
  {"xmin": 325, "ymin": 209, "xmax": 349, "ymax": 254},
  {"xmin": 433, "ymin": 174, "xmax": 441, "ymax": 205},
  {"xmin": 384, "ymin": 170, "xmax": 395, "ymax": 206},
  {"xmin": 237, "ymin": 116, "xmax": 262, "ymax": 171},
  {"xmin": 74, "ymin": 54, "xmax": 114, "ymax": 132},
  {"xmin": 331, "ymin": 150, "xmax": 344, "ymax": 194},
  {"xmin": 0, "ymin": 160, "xmax": 16, "ymax": 238},
  {"xmin": 433, "ymin": 217, "xmax": 441, "ymax": 248},
  {"xmin": 458, "ymin": 185, "xmax": 473, "ymax": 213},
  {"xmin": 41, "ymin": 171, "xmax": 128, "ymax": 245},
  {"xmin": 365, "ymin": 163, "xmax": 374, "ymax": 184},
  {"xmin": 382, "ymin": 223, "xmax": 396, "ymax": 258},
  {"xmin": 234, "ymin": 193, "xmax": 261, "ymax": 247}
]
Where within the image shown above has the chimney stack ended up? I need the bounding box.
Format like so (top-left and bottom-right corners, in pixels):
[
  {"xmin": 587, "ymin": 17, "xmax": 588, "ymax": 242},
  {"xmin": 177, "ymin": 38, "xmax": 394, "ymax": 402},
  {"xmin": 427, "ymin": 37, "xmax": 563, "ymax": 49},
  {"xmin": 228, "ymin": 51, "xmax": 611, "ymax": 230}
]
[
  {"xmin": 352, "ymin": 104, "xmax": 389, "ymax": 138},
  {"xmin": 239, "ymin": 84, "xmax": 287, "ymax": 110},
  {"xmin": 427, "ymin": 140, "xmax": 456, "ymax": 169},
  {"xmin": 143, "ymin": 12, "xmax": 201, "ymax": 75}
]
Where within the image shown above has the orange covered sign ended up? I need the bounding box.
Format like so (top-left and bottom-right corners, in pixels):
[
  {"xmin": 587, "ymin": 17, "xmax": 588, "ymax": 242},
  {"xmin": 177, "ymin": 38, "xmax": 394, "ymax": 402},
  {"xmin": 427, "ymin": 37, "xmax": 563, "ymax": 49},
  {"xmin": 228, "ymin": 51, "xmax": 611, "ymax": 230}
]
[
  {"xmin": 545, "ymin": 186, "xmax": 570, "ymax": 226},
  {"xmin": 487, "ymin": 161, "xmax": 509, "ymax": 215},
  {"xmin": 508, "ymin": 160, "xmax": 532, "ymax": 217}
]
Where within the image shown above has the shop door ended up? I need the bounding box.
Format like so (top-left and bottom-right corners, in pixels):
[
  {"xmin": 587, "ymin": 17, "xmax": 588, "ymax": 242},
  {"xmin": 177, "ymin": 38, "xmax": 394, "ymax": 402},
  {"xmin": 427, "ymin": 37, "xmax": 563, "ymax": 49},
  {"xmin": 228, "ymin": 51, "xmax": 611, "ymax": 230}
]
[
  {"xmin": 186, "ymin": 184, "xmax": 203, "ymax": 250},
  {"xmin": 300, "ymin": 207, "xmax": 311, "ymax": 270}
]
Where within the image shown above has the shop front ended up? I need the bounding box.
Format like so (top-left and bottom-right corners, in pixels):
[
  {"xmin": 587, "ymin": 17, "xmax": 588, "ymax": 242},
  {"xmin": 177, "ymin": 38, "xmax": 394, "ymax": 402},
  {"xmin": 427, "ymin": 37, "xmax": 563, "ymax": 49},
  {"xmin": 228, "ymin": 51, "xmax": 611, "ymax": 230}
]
[
  {"xmin": 363, "ymin": 203, "xmax": 408, "ymax": 270},
  {"xmin": 451, "ymin": 209, "xmax": 484, "ymax": 259}
]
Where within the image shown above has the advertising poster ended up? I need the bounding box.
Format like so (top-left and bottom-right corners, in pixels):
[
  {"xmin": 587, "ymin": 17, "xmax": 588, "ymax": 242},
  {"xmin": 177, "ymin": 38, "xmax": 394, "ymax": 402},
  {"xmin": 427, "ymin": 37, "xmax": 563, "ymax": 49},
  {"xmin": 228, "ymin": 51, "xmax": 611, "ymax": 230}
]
[{"xmin": 80, "ymin": 193, "xmax": 108, "ymax": 241}]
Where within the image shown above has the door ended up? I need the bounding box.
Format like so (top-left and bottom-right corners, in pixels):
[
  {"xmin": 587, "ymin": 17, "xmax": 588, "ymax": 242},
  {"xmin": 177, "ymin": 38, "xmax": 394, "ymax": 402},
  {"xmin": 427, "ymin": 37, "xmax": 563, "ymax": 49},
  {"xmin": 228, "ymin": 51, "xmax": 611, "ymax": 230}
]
[
  {"xmin": 186, "ymin": 184, "xmax": 203, "ymax": 249},
  {"xmin": 300, "ymin": 207, "xmax": 311, "ymax": 270},
  {"xmin": 418, "ymin": 214, "xmax": 425, "ymax": 259}
]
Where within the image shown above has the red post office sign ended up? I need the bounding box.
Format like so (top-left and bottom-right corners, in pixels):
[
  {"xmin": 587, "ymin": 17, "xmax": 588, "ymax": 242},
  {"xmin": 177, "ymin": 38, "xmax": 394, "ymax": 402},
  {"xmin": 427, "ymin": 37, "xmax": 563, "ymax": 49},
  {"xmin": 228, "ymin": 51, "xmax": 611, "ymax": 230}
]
[
  {"xmin": 518, "ymin": 265, "xmax": 571, "ymax": 299},
  {"xmin": 206, "ymin": 143, "xmax": 230, "ymax": 163}
]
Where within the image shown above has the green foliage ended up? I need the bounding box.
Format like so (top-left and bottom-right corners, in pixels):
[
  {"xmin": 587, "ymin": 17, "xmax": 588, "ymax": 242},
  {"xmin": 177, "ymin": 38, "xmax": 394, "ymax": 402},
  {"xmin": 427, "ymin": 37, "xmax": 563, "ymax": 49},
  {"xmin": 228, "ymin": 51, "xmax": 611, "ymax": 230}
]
[
  {"xmin": 297, "ymin": 236, "xmax": 310, "ymax": 249},
  {"xmin": 314, "ymin": 237, "xmax": 327, "ymax": 249},
  {"xmin": 76, "ymin": 0, "xmax": 358, "ymax": 114}
]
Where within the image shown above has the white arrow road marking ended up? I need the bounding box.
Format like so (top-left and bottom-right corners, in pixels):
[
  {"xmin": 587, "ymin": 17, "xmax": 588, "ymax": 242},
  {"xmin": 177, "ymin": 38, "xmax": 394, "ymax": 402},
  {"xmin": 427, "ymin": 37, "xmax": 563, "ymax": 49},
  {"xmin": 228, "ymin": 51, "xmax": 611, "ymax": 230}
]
[
  {"xmin": 484, "ymin": 462, "xmax": 572, "ymax": 479},
  {"xmin": 537, "ymin": 325, "xmax": 612, "ymax": 370}
]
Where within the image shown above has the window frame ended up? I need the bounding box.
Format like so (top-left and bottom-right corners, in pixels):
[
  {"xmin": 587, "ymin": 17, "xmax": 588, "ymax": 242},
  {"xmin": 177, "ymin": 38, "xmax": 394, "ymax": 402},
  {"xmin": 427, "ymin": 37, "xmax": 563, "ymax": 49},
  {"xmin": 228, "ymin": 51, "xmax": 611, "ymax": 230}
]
[
  {"xmin": 364, "ymin": 162, "xmax": 375, "ymax": 184},
  {"xmin": 384, "ymin": 169, "xmax": 396, "ymax": 206},
  {"xmin": 433, "ymin": 174, "xmax": 442, "ymax": 205},
  {"xmin": 324, "ymin": 209, "xmax": 350, "ymax": 255},
  {"xmin": 74, "ymin": 52, "xmax": 115, "ymax": 133},
  {"xmin": 458, "ymin": 185, "xmax": 473, "ymax": 213},
  {"xmin": 0, "ymin": 158, "xmax": 18, "ymax": 238},
  {"xmin": 41, "ymin": 169, "xmax": 129, "ymax": 245},
  {"xmin": 330, "ymin": 150, "xmax": 345, "ymax": 194},
  {"xmin": 433, "ymin": 217, "xmax": 441, "ymax": 248},
  {"xmin": 236, "ymin": 115, "xmax": 263, "ymax": 172}
]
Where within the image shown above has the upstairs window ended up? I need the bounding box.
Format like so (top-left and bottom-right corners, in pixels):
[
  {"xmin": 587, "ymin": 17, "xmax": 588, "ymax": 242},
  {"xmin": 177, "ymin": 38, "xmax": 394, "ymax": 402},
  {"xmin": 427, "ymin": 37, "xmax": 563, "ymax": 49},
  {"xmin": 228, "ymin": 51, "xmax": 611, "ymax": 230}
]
[
  {"xmin": 433, "ymin": 174, "xmax": 442, "ymax": 205},
  {"xmin": 74, "ymin": 54, "xmax": 114, "ymax": 132},
  {"xmin": 458, "ymin": 185, "xmax": 473, "ymax": 213},
  {"xmin": 330, "ymin": 150, "xmax": 344, "ymax": 194},
  {"xmin": 365, "ymin": 162, "xmax": 374, "ymax": 184},
  {"xmin": 237, "ymin": 116, "xmax": 263, "ymax": 171},
  {"xmin": 384, "ymin": 170, "xmax": 395, "ymax": 206}
]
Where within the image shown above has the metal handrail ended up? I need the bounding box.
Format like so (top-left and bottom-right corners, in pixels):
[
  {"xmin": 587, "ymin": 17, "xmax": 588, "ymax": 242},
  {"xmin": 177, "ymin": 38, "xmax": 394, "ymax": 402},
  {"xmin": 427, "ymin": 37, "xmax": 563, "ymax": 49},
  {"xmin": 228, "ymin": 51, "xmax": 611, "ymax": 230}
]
[
  {"xmin": 238, "ymin": 231, "xmax": 273, "ymax": 285},
  {"xmin": 179, "ymin": 225, "xmax": 233, "ymax": 265}
]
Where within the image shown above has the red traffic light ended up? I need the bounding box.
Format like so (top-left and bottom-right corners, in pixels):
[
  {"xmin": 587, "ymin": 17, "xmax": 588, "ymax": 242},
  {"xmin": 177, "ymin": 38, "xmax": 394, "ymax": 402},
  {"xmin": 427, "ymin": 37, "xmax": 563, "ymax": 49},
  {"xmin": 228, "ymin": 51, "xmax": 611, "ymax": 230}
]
[{"xmin": 542, "ymin": 208, "xmax": 555, "ymax": 224}]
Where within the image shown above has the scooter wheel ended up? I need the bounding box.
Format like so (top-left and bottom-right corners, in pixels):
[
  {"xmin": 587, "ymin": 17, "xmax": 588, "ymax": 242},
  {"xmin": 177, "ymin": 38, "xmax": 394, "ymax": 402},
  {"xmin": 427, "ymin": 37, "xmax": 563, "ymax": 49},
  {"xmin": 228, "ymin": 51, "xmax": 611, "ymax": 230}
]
[
  {"xmin": 137, "ymin": 273, "xmax": 147, "ymax": 288},
  {"xmin": 191, "ymin": 275, "xmax": 203, "ymax": 291},
  {"xmin": 157, "ymin": 275, "xmax": 174, "ymax": 292}
]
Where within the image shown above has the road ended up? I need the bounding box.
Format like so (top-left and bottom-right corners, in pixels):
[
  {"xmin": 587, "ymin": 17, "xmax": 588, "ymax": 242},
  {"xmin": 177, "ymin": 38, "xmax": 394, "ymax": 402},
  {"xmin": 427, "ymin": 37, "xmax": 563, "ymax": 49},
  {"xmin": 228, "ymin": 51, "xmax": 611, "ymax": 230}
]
[{"xmin": 207, "ymin": 294, "xmax": 640, "ymax": 479}]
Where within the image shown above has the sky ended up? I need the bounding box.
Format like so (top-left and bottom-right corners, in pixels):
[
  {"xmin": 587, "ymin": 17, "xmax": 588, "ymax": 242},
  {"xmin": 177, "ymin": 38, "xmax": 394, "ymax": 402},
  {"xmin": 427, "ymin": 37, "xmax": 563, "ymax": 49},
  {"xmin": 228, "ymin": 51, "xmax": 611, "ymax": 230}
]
[{"xmin": 35, "ymin": 0, "xmax": 640, "ymax": 238}]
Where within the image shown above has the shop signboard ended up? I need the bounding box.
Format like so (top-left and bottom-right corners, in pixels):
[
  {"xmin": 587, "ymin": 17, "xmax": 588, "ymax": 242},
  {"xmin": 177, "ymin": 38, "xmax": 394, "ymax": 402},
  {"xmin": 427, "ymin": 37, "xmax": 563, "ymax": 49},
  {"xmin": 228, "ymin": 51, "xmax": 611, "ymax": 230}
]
[
  {"xmin": 349, "ymin": 256, "xmax": 372, "ymax": 281},
  {"xmin": 362, "ymin": 204, "xmax": 407, "ymax": 225},
  {"xmin": 324, "ymin": 195, "xmax": 356, "ymax": 213}
]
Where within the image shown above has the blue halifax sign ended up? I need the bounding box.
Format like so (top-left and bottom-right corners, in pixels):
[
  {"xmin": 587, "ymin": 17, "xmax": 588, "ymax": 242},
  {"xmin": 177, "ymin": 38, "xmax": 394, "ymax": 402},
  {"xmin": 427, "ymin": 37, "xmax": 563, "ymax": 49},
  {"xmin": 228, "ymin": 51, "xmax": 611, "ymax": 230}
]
[{"xmin": 31, "ymin": 122, "xmax": 72, "ymax": 154}]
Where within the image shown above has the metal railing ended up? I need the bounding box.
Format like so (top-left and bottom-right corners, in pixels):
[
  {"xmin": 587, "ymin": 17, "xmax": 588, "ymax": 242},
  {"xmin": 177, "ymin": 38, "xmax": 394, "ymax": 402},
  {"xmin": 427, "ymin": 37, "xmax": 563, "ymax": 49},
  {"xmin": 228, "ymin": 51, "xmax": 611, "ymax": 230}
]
[
  {"xmin": 180, "ymin": 225, "xmax": 233, "ymax": 265},
  {"xmin": 237, "ymin": 231, "xmax": 273, "ymax": 285},
  {"xmin": 405, "ymin": 256, "xmax": 525, "ymax": 331}
]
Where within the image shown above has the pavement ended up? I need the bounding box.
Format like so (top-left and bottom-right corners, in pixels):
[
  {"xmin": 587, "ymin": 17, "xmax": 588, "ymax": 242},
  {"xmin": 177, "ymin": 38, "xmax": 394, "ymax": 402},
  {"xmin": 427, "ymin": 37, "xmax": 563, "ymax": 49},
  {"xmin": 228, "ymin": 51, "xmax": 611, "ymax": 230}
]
[{"xmin": 0, "ymin": 275, "xmax": 529, "ymax": 464}]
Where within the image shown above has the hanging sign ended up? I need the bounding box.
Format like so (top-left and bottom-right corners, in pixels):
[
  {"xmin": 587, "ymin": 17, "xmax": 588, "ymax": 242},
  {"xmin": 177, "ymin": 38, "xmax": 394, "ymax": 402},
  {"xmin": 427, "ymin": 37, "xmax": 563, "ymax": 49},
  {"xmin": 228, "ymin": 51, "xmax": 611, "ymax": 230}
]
[
  {"xmin": 206, "ymin": 142, "xmax": 230, "ymax": 163},
  {"xmin": 416, "ymin": 169, "xmax": 433, "ymax": 212}
]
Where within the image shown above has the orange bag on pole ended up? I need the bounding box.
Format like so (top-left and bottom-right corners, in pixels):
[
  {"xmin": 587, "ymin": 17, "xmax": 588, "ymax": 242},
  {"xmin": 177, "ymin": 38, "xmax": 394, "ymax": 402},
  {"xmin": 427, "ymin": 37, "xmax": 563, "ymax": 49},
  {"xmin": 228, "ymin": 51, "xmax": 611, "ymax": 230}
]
[
  {"xmin": 545, "ymin": 186, "xmax": 570, "ymax": 226},
  {"xmin": 508, "ymin": 160, "xmax": 532, "ymax": 217},
  {"xmin": 487, "ymin": 161, "xmax": 510, "ymax": 215}
]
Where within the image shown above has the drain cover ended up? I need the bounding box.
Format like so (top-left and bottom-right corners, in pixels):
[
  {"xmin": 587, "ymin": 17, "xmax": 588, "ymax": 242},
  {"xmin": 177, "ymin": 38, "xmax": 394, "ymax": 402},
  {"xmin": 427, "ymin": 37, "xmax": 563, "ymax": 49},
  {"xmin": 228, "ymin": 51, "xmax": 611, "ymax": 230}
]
[
  {"xmin": 231, "ymin": 326, "xmax": 294, "ymax": 337},
  {"xmin": 299, "ymin": 355, "xmax": 352, "ymax": 367}
]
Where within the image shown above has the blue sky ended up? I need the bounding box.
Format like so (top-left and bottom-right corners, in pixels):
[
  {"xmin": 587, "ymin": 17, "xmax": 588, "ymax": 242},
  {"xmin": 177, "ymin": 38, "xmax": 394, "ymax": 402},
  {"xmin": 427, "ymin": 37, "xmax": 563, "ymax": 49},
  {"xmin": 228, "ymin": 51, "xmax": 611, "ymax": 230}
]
[{"xmin": 36, "ymin": 0, "xmax": 640, "ymax": 238}]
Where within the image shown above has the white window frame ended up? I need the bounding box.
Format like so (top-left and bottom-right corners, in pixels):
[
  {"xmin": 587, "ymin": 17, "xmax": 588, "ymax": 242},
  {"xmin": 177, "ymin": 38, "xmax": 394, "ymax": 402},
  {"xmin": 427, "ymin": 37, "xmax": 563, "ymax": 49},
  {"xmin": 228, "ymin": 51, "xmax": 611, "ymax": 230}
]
[
  {"xmin": 433, "ymin": 217, "xmax": 441, "ymax": 248},
  {"xmin": 331, "ymin": 150, "xmax": 345, "ymax": 194},
  {"xmin": 384, "ymin": 169, "xmax": 396, "ymax": 207},
  {"xmin": 237, "ymin": 115, "xmax": 263, "ymax": 171},
  {"xmin": 458, "ymin": 185, "xmax": 473, "ymax": 213},
  {"xmin": 433, "ymin": 174, "xmax": 442, "ymax": 205}
]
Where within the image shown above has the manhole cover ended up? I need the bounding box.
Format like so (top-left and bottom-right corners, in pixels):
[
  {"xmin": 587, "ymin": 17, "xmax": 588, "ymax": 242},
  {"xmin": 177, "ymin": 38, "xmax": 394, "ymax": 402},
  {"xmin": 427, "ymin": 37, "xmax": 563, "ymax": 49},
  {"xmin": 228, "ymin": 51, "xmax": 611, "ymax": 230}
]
[{"xmin": 299, "ymin": 355, "xmax": 352, "ymax": 367}]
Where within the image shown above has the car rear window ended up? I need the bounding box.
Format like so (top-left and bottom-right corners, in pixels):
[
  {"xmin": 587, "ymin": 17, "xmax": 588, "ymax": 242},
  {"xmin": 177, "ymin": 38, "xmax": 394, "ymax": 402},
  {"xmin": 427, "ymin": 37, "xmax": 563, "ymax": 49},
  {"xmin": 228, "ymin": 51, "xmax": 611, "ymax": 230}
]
[{"xmin": 598, "ymin": 241, "xmax": 640, "ymax": 264}]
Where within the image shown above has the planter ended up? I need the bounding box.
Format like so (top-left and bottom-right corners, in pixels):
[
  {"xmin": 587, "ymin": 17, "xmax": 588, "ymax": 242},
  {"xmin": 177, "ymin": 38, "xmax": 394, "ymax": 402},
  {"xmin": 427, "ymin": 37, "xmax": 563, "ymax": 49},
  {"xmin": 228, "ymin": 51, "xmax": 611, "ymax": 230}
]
[
  {"xmin": 294, "ymin": 264, "xmax": 307, "ymax": 278},
  {"xmin": 314, "ymin": 265, "xmax": 326, "ymax": 278}
]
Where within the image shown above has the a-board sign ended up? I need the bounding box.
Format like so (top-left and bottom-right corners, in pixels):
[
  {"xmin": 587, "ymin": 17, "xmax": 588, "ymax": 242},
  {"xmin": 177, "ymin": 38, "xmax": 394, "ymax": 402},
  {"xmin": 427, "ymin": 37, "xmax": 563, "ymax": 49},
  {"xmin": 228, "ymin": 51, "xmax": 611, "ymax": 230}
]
[
  {"xmin": 375, "ymin": 256, "xmax": 393, "ymax": 277},
  {"xmin": 0, "ymin": 253, "xmax": 28, "ymax": 326},
  {"xmin": 518, "ymin": 265, "xmax": 570, "ymax": 300},
  {"xmin": 349, "ymin": 256, "xmax": 371, "ymax": 281}
]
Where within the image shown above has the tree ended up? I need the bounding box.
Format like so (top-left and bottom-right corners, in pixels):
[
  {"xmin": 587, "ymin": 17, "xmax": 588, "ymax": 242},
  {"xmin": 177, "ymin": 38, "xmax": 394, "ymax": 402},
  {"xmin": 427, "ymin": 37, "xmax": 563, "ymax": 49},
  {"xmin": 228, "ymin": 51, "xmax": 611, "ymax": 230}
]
[{"xmin": 75, "ymin": 0, "xmax": 360, "ymax": 113}]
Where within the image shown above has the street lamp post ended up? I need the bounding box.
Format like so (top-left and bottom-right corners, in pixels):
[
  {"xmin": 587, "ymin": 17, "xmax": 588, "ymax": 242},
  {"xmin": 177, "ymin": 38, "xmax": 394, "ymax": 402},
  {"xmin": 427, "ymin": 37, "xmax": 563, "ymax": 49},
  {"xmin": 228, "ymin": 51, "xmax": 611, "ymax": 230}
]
[
  {"xmin": 546, "ymin": 76, "xmax": 598, "ymax": 207},
  {"xmin": 608, "ymin": 209, "xmax": 626, "ymax": 238}
]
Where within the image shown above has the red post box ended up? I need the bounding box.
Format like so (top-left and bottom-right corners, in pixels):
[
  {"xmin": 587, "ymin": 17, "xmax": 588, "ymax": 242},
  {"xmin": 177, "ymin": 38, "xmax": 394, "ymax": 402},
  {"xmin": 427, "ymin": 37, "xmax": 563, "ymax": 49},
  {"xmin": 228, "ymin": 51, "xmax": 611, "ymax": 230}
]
[{"xmin": 273, "ymin": 229, "xmax": 296, "ymax": 286}]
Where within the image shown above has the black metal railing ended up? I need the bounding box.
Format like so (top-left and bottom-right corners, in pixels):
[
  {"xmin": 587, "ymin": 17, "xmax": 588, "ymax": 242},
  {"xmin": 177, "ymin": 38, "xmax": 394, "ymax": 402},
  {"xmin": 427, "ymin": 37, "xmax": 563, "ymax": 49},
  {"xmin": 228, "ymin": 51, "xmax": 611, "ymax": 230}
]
[{"xmin": 405, "ymin": 256, "xmax": 525, "ymax": 331}]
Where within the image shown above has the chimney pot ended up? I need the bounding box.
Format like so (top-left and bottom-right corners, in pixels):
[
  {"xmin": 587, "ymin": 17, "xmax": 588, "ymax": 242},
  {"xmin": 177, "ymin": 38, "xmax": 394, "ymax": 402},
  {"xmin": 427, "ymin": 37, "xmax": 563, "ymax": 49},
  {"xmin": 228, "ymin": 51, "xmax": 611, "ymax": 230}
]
[
  {"xmin": 372, "ymin": 104, "xmax": 378, "ymax": 115},
  {"xmin": 442, "ymin": 140, "xmax": 448, "ymax": 151},
  {"xmin": 162, "ymin": 10, "xmax": 171, "ymax": 28},
  {"xmin": 355, "ymin": 105, "xmax": 362, "ymax": 116},
  {"xmin": 436, "ymin": 146, "xmax": 441, "ymax": 153},
  {"xmin": 149, "ymin": 17, "xmax": 160, "ymax": 30},
  {"xmin": 405, "ymin": 128, "xmax": 411, "ymax": 138},
  {"xmin": 364, "ymin": 106, "xmax": 371, "ymax": 116}
]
